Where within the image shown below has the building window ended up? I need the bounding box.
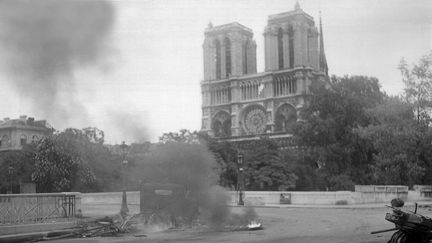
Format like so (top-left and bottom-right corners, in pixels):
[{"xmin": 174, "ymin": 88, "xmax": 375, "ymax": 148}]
[
  {"xmin": 273, "ymin": 74, "xmax": 297, "ymax": 96},
  {"xmin": 212, "ymin": 111, "xmax": 231, "ymax": 137},
  {"xmin": 210, "ymin": 86, "xmax": 231, "ymax": 105},
  {"xmin": 307, "ymin": 29, "xmax": 312, "ymax": 64},
  {"xmin": 278, "ymin": 28, "xmax": 284, "ymax": 70},
  {"xmin": 243, "ymin": 41, "xmax": 248, "ymax": 74},
  {"xmin": 1, "ymin": 135, "xmax": 9, "ymax": 148},
  {"xmin": 20, "ymin": 134, "xmax": 27, "ymax": 146},
  {"xmin": 224, "ymin": 37, "xmax": 231, "ymax": 78},
  {"xmin": 214, "ymin": 39, "xmax": 221, "ymax": 79},
  {"xmin": 288, "ymin": 25, "xmax": 294, "ymax": 68},
  {"xmin": 32, "ymin": 135, "xmax": 39, "ymax": 142}
]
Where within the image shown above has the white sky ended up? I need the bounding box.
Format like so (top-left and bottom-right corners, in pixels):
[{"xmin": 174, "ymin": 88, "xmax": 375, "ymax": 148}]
[{"xmin": 0, "ymin": 0, "xmax": 431, "ymax": 143}]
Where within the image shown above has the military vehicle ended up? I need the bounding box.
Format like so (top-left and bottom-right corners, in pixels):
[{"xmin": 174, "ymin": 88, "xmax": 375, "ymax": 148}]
[{"xmin": 372, "ymin": 199, "xmax": 432, "ymax": 243}]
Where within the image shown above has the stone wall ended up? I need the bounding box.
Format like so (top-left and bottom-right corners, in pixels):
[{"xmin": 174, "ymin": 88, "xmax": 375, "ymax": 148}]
[{"xmin": 78, "ymin": 186, "xmax": 432, "ymax": 216}]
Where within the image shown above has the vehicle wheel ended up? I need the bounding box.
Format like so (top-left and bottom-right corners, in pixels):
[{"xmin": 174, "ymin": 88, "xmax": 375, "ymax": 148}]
[
  {"xmin": 389, "ymin": 231, "xmax": 407, "ymax": 243},
  {"xmin": 389, "ymin": 230, "xmax": 421, "ymax": 243}
]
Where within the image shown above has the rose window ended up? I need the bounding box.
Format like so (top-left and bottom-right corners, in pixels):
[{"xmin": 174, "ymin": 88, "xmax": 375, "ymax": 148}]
[{"xmin": 243, "ymin": 107, "xmax": 266, "ymax": 135}]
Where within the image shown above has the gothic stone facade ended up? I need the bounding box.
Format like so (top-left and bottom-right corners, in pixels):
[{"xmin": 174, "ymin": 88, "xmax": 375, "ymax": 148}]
[{"xmin": 201, "ymin": 4, "xmax": 327, "ymax": 140}]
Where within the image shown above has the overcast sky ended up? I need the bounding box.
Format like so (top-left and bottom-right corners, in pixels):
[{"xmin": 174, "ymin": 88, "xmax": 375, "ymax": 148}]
[{"xmin": 0, "ymin": 0, "xmax": 431, "ymax": 144}]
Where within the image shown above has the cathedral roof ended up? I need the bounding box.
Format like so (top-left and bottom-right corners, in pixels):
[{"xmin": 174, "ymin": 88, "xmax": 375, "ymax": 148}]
[
  {"xmin": 268, "ymin": 2, "xmax": 314, "ymax": 24},
  {"xmin": 205, "ymin": 22, "xmax": 253, "ymax": 37}
]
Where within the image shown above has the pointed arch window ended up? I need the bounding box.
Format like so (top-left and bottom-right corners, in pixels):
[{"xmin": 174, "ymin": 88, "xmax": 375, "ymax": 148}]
[
  {"xmin": 277, "ymin": 28, "xmax": 284, "ymax": 69},
  {"xmin": 243, "ymin": 41, "xmax": 248, "ymax": 74},
  {"xmin": 224, "ymin": 37, "xmax": 231, "ymax": 78},
  {"xmin": 214, "ymin": 39, "xmax": 221, "ymax": 80},
  {"xmin": 288, "ymin": 25, "xmax": 294, "ymax": 68}
]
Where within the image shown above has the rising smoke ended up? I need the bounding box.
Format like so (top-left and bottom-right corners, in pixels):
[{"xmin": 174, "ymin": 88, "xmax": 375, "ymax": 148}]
[
  {"xmin": 133, "ymin": 142, "xmax": 259, "ymax": 229},
  {"xmin": 108, "ymin": 110, "xmax": 149, "ymax": 143},
  {"xmin": 0, "ymin": 0, "xmax": 115, "ymax": 126}
]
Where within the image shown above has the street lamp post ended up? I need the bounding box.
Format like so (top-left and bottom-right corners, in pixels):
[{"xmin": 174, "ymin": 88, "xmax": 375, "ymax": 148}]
[
  {"xmin": 237, "ymin": 152, "xmax": 244, "ymax": 206},
  {"xmin": 7, "ymin": 166, "xmax": 13, "ymax": 194},
  {"xmin": 119, "ymin": 141, "xmax": 129, "ymax": 218}
]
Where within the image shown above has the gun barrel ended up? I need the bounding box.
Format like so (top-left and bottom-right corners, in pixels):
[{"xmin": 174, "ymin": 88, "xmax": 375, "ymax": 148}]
[{"xmin": 370, "ymin": 228, "xmax": 398, "ymax": 234}]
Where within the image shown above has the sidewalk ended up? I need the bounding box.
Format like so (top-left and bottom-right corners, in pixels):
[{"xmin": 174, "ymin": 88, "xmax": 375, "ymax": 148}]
[{"xmin": 228, "ymin": 201, "xmax": 432, "ymax": 209}]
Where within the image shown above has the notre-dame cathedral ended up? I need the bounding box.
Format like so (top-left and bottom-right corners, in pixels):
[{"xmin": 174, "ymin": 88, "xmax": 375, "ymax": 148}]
[{"xmin": 200, "ymin": 2, "xmax": 328, "ymax": 145}]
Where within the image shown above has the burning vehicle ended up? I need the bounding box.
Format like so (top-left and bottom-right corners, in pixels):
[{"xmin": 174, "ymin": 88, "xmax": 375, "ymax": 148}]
[
  {"xmin": 139, "ymin": 182, "xmax": 262, "ymax": 231},
  {"xmin": 372, "ymin": 199, "xmax": 432, "ymax": 243},
  {"xmin": 139, "ymin": 182, "xmax": 198, "ymax": 228}
]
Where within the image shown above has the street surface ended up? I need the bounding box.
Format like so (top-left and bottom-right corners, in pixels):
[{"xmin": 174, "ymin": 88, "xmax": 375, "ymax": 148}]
[{"xmin": 55, "ymin": 205, "xmax": 432, "ymax": 243}]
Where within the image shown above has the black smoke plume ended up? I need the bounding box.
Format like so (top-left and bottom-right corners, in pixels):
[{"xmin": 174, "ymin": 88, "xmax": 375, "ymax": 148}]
[
  {"xmin": 131, "ymin": 142, "xmax": 259, "ymax": 229},
  {"xmin": 0, "ymin": 0, "xmax": 115, "ymax": 125}
]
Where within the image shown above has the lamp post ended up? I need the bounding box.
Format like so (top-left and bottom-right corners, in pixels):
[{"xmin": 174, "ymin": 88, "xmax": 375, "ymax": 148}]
[
  {"xmin": 7, "ymin": 166, "xmax": 13, "ymax": 194},
  {"xmin": 119, "ymin": 141, "xmax": 129, "ymax": 217},
  {"xmin": 237, "ymin": 152, "xmax": 244, "ymax": 206}
]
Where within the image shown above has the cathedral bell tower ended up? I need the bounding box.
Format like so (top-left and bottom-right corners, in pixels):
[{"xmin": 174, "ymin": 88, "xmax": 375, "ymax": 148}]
[
  {"xmin": 202, "ymin": 22, "xmax": 257, "ymax": 81},
  {"xmin": 201, "ymin": 22, "xmax": 257, "ymax": 137},
  {"xmin": 264, "ymin": 2, "xmax": 320, "ymax": 71}
]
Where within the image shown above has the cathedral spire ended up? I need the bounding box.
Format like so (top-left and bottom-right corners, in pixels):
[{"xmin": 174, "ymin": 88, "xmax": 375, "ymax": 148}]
[
  {"xmin": 294, "ymin": 1, "xmax": 301, "ymax": 10},
  {"xmin": 319, "ymin": 11, "xmax": 328, "ymax": 75}
]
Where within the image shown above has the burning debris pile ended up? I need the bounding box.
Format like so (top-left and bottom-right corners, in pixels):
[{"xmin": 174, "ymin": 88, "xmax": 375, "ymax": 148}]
[
  {"xmin": 0, "ymin": 214, "xmax": 140, "ymax": 242},
  {"xmin": 221, "ymin": 207, "xmax": 263, "ymax": 231},
  {"xmin": 129, "ymin": 142, "xmax": 263, "ymax": 232}
]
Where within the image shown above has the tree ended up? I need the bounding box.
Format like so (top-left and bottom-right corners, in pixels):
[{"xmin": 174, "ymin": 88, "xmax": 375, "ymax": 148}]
[
  {"xmin": 31, "ymin": 128, "xmax": 119, "ymax": 192},
  {"xmin": 0, "ymin": 144, "xmax": 36, "ymax": 193},
  {"xmin": 32, "ymin": 135, "xmax": 82, "ymax": 192},
  {"xmin": 398, "ymin": 52, "xmax": 432, "ymax": 184},
  {"xmin": 159, "ymin": 129, "xmax": 200, "ymax": 144},
  {"xmin": 205, "ymin": 140, "xmax": 238, "ymax": 189},
  {"xmin": 399, "ymin": 52, "xmax": 432, "ymax": 124},
  {"xmin": 243, "ymin": 139, "xmax": 298, "ymax": 190},
  {"xmin": 356, "ymin": 97, "xmax": 427, "ymax": 186},
  {"xmin": 83, "ymin": 127, "xmax": 105, "ymax": 144},
  {"xmin": 293, "ymin": 75, "xmax": 385, "ymax": 190}
]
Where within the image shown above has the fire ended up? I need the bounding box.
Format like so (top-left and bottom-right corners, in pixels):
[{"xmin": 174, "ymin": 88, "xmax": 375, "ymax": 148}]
[{"xmin": 247, "ymin": 220, "xmax": 263, "ymax": 230}]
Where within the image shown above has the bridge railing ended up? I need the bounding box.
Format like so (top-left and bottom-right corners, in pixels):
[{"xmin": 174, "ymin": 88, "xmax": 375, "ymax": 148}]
[{"xmin": 0, "ymin": 192, "xmax": 80, "ymax": 225}]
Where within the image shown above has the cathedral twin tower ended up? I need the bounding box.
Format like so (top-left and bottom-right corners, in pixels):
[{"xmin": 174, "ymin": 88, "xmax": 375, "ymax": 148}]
[{"xmin": 201, "ymin": 3, "xmax": 328, "ymax": 141}]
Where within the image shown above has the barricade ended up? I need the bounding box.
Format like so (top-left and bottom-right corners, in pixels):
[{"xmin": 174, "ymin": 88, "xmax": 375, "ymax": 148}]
[{"xmin": 0, "ymin": 192, "xmax": 80, "ymax": 224}]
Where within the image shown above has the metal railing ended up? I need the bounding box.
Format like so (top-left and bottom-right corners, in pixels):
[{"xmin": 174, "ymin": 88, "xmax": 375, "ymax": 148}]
[{"xmin": 0, "ymin": 193, "xmax": 78, "ymax": 224}]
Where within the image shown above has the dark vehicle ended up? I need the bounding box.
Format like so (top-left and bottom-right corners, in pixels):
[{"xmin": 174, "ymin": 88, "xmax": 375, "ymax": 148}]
[
  {"xmin": 372, "ymin": 199, "xmax": 432, "ymax": 243},
  {"xmin": 140, "ymin": 182, "xmax": 198, "ymax": 226}
]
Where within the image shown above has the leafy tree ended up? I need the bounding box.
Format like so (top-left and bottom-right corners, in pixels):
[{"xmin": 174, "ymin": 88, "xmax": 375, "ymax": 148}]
[
  {"xmin": 399, "ymin": 52, "xmax": 432, "ymax": 124},
  {"xmin": 83, "ymin": 127, "xmax": 105, "ymax": 144},
  {"xmin": 198, "ymin": 134, "xmax": 238, "ymax": 189},
  {"xmin": 159, "ymin": 129, "xmax": 200, "ymax": 144},
  {"xmin": 243, "ymin": 139, "xmax": 298, "ymax": 190},
  {"xmin": 32, "ymin": 128, "xmax": 119, "ymax": 192},
  {"xmin": 32, "ymin": 135, "xmax": 82, "ymax": 192},
  {"xmin": 356, "ymin": 97, "xmax": 427, "ymax": 186},
  {"xmin": 293, "ymin": 75, "xmax": 385, "ymax": 190},
  {"xmin": 398, "ymin": 52, "xmax": 432, "ymax": 184},
  {"xmin": 0, "ymin": 144, "xmax": 36, "ymax": 193}
]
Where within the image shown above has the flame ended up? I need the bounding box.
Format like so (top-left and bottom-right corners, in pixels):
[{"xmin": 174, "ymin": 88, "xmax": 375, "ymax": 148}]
[{"xmin": 247, "ymin": 220, "xmax": 262, "ymax": 230}]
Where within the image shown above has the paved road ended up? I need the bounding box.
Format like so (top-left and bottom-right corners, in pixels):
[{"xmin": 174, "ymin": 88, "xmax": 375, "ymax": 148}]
[
  {"xmin": 55, "ymin": 205, "xmax": 432, "ymax": 243},
  {"xmin": 131, "ymin": 207, "xmax": 395, "ymax": 243}
]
